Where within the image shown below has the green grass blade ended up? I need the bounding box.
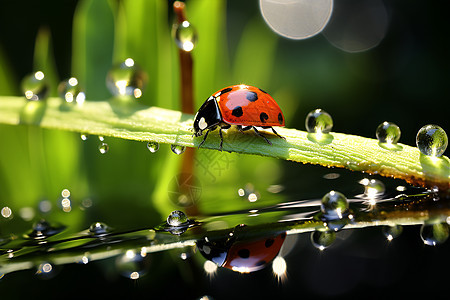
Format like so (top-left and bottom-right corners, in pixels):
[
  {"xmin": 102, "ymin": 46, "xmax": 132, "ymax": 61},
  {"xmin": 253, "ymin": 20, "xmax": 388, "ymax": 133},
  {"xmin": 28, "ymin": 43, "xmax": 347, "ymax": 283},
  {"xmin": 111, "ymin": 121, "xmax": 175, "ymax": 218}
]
[{"xmin": 0, "ymin": 96, "xmax": 448, "ymax": 192}]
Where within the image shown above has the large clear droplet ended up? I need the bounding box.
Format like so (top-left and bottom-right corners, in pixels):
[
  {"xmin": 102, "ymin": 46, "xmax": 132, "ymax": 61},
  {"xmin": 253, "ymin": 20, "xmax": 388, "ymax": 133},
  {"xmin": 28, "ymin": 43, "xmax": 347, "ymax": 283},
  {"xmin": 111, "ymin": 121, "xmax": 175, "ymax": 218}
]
[
  {"xmin": 321, "ymin": 190, "xmax": 349, "ymax": 220},
  {"xmin": 58, "ymin": 77, "xmax": 86, "ymax": 104},
  {"xmin": 305, "ymin": 109, "xmax": 333, "ymax": 134},
  {"xmin": 310, "ymin": 230, "xmax": 336, "ymax": 250},
  {"xmin": 171, "ymin": 144, "xmax": 186, "ymax": 155},
  {"xmin": 416, "ymin": 124, "xmax": 448, "ymax": 157},
  {"xmin": 420, "ymin": 222, "xmax": 449, "ymax": 246},
  {"xmin": 147, "ymin": 141, "xmax": 160, "ymax": 153},
  {"xmin": 260, "ymin": 0, "xmax": 333, "ymax": 40},
  {"xmin": 21, "ymin": 71, "xmax": 50, "ymax": 101},
  {"xmin": 376, "ymin": 121, "xmax": 401, "ymax": 144},
  {"xmin": 173, "ymin": 20, "xmax": 198, "ymax": 52},
  {"xmin": 167, "ymin": 210, "xmax": 189, "ymax": 226},
  {"xmin": 106, "ymin": 58, "xmax": 148, "ymax": 98}
]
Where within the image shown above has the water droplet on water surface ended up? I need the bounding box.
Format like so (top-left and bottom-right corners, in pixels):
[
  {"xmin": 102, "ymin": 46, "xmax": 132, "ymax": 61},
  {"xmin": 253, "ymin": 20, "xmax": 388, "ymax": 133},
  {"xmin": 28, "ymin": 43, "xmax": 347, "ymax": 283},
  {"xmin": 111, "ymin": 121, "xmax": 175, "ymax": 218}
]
[
  {"xmin": 173, "ymin": 20, "xmax": 198, "ymax": 52},
  {"xmin": 106, "ymin": 58, "xmax": 148, "ymax": 98},
  {"xmin": 321, "ymin": 190, "xmax": 350, "ymax": 231},
  {"xmin": 58, "ymin": 77, "xmax": 85, "ymax": 104},
  {"xmin": 420, "ymin": 222, "xmax": 449, "ymax": 246},
  {"xmin": 35, "ymin": 262, "xmax": 56, "ymax": 279},
  {"xmin": 359, "ymin": 178, "xmax": 385, "ymax": 199},
  {"xmin": 89, "ymin": 222, "xmax": 110, "ymax": 235},
  {"xmin": 147, "ymin": 141, "xmax": 160, "ymax": 153},
  {"xmin": 416, "ymin": 124, "xmax": 448, "ymax": 157},
  {"xmin": 21, "ymin": 71, "xmax": 50, "ymax": 101},
  {"xmin": 167, "ymin": 210, "xmax": 189, "ymax": 226},
  {"xmin": 98, "ymin": 142, "xmax": 109, "ymax": 154},
  {"xmin": 311, "ymin": 230, "xmax": 336, "ymax": 250},
  {"xmin": 376, "ymin": 121, "xmax": 401, "ymax": 144},
  {"xmin": 305, "ymin": 109, "xmax": 333, "ymax": 134},
  {"xmin": 171, "ymin": 144, "xmax": 186, "ymax": 155},
  {"xmin": 27, "ymin": 220, "xmax": 63, "ymax": 239}
]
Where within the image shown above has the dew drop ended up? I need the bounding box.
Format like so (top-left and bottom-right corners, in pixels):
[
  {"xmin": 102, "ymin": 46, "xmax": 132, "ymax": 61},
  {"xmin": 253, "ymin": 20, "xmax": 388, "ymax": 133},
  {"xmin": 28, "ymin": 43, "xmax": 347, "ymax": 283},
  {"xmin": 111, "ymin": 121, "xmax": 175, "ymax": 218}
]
[
  {"xmin": 173, "ymin": 20, "xmax": 198, "ymax": 52},
  {"xmin": 80, "ymin": 133, "xmax": 89, "ymax": 141},
  {"xmin": 27, "ymin": 219, "xmax": 63, "ymax": 239},
  {"xmin": 171, "ymin": 144, "xmax": 186, "ymax": 155},
  {"xmin": 416, "ymin": 124, "xmax": 448, "ymax": 157},
  {"xmin": 305, "ymin": 109, "xmax": 333, "ymax": 134},
  {"xmin": 310, "ymin": 230, "xmax": 336, "ymax": 250},
  {"xmin": 376, "ymin": 121, "xmax": 401, "ymax": 144},
  {"xmin": 98, "ymin": 142, "xmax": 109, "ymax": 154},
  {"xmin": 321, "ymin": 190, "xmax": 349, "ymax": 219},
  {"xmin": 359, "ymin": 178, "xmax": 385, "ymax": 198},
  {"xmin": 382, "ymin": 225, "xmax": 403, "ymax": 241},
  {"xmin": 167, "ymin": 210, "xmax": 189, "ymax": 226},
  {"xmin": 147, "ymin": 141, "xmax": 160, "ymax": 153},
  {"xmin": 58, "ymin": 77, "xmax": 85, "ymax": 104},
  {"xmin": 21, "ymin": 71, "xmax": 50, "ymax": 101},
  {"xmin": 420, "ymin": 222, "xmax": 449, "ymax": 246},
  {"xmin": 106, "ymin": 58, "xmax": 148, "ymax": 98},
  {"xmin": 89, "ymin": 222, "xmax": 110, "ymax": 235}
]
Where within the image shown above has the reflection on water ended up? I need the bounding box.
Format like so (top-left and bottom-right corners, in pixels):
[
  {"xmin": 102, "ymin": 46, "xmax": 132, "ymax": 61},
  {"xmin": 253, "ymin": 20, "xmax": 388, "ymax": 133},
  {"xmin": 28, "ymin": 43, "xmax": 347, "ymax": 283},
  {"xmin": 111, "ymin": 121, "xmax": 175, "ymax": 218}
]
[{"xmin": 0, "ymin": 183, "xmax": 448, "ymax": 297}]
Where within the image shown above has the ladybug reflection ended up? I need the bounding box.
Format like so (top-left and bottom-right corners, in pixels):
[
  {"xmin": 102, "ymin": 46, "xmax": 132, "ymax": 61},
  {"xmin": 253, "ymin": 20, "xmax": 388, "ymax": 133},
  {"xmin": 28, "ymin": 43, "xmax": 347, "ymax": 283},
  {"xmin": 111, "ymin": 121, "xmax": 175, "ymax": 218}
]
[{"xmin": 197, "ymin": 231, "xmax": 286, "ymax": 273}]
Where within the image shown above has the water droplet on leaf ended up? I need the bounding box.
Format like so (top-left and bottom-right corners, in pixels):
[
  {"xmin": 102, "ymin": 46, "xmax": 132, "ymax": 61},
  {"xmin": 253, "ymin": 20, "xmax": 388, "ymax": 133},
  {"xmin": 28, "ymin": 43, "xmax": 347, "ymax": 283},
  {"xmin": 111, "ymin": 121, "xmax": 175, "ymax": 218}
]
[
  {"xmin": 106, "ymin": 58, "xmax": 148, "ymax": 98},
  {"xmin": 147, "ymin": 141, "xmax": 159, "ymax": 153},
  {"xmin": 305, "ymin": 109, "xmax": 333, "ymax": 134},
  {"xmin": 173, "ymin": 20, "xmax": 198, "ymax": 52},
  {"xmin": 171, "ymin": 144, "xmax": 186, "ymax": 155},
  {"xmin": 98, "ymin": 142, "xmax": 109, "ymax": 154},
  {"xmin": 416, "ymin": 124, "xmax": 448, "ymax": 157},
  {"xmin": 21, "ymin": 71, "xmax": 50, "ymax": 101},
  {"xmin": 167, "ymin": 210, "xmax": 189, "ymax": 226},
  {"xmin": 58, "ymin": 77, "xmax": 85, "ymax": 104},
  {"xmin": 80, "ymin": 133, "xmax": 89, "ymax": 141},
  {"xmin": 376, "ymin": 121, "xmax": 401, "ymax": 144}
]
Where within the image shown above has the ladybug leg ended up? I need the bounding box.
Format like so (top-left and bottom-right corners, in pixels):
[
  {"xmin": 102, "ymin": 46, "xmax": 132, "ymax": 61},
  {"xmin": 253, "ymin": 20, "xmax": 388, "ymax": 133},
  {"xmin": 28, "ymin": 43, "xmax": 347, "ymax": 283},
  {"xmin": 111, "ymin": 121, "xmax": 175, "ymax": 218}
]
[
  {"xmin": 197, "ymin": 129, "xmax": 210, "ymax": 149},
  {"xmin": 239, "ymin": 125, "xmax": 252, "ymax": 132},
  {"xmin": 218, "ymin": 128, "xmax": 224, "ymax": 151},
  {"xmin": 270, "ymin": 127, "xmax": 286, "ymax": 140},
  {"xmin": 252, "ymin": 126, "xmax": 272, "ymax": 145}
]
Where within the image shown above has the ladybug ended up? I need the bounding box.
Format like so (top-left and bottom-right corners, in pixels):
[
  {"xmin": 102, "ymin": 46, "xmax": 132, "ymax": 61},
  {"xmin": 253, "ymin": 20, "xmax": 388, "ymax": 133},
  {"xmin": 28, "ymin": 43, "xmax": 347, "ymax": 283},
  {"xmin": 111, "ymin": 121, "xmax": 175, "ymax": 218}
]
[
  {"xmin": 193, "ymin": 84, "xmax": 285, "ymax": 150},
  {"xmin": 197, "ymin": 231, "xmax": 287, "ymax": 273}
]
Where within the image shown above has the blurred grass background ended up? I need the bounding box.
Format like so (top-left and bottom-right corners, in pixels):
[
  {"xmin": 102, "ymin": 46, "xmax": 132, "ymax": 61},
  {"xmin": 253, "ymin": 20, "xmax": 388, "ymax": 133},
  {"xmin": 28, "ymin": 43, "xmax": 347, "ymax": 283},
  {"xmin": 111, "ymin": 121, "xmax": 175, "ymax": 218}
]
[{"xmin": 0, "ymin": 0, "xmax": 449, "ymax": 298}]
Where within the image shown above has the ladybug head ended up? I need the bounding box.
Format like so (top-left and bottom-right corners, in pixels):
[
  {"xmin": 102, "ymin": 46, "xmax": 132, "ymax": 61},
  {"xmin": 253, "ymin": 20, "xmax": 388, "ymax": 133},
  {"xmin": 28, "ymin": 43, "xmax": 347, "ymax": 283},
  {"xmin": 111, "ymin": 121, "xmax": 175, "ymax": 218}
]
[
  {"xmin": 196, "ymin": 236, "xmax": 231, "ymax": 266},
  {"xmin": 193, "ymin": 97, "xmax": 222, "ymax": 137}
]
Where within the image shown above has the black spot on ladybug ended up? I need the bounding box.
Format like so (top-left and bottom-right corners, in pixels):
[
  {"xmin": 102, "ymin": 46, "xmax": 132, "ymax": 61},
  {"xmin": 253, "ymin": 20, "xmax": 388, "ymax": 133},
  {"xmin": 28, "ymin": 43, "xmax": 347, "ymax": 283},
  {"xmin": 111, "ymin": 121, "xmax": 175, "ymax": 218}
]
[
  {"xmin": 246, "ymin": 91, "xmax": 258, "ymax": 102},
  {"xmin": 238, "ymin": 249, "xmax": 250, "ymax": 259},
  {"xmin": 265, "ymin": 238, "xmax": 275, "ymax": 248},
  {"xmin": 219, "ymin": 87, "xmax": 233, "ymax": 95},
  {"xmin": 278, "ymin": 112, "xmax": 283, "ymax": 125},
  {"xmin": 256, "ymin": 260, "xmax": 267, "ymax": 267},
  {"xmin": 260, "ymin": 112, "xmax": 269, "ymax": 123},
  {"xmin": 280, "ymin": 232, "xmax": 287, "ymax": 239},
  {"xmin": 258, "ymin": 88, "xmax": 268, "ymax": 94},
  {"xmin": 232, "ymin": 106, "xmax": 243, "ymax": 118}
]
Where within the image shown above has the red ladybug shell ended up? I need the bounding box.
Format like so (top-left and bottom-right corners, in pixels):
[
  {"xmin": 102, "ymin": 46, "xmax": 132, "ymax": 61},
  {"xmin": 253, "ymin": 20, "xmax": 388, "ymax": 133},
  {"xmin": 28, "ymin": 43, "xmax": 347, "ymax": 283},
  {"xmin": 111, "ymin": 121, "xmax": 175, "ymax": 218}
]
[
  {"xmin": 223, "ymin": 232, "xmax": 286, "ymax": 273},
  {"xmin": 215, "ymin": 85, "xmax": 285, "ymax": 127}
]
